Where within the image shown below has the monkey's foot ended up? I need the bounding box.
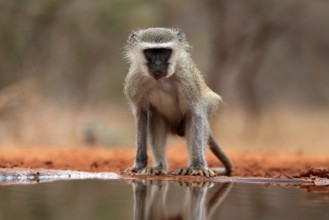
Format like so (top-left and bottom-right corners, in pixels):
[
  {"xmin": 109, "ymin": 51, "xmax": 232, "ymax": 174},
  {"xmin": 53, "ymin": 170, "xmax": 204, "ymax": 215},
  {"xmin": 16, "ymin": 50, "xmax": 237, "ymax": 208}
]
[
  {"xmin": 124, "ymin": 166, "xmax": 146, "ymax": 173},
  {"xmin": 172, "ymin": 167, "xmax": 216, "ymax": 177},
  {"xmin": 139, "ymin": 167, "xmax": 167, "ymax": 175},
  {"xmin": 125, "ymin": 166, "xmax": 167, "ymax": 175}
]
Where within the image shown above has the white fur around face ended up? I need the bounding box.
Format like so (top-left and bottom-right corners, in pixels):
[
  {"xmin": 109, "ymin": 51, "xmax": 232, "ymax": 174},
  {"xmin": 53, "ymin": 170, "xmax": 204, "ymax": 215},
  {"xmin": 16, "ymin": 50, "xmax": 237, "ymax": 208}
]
[{"xmin": 140, "ymin": 42, "xmax": 176, "ymax": 49}]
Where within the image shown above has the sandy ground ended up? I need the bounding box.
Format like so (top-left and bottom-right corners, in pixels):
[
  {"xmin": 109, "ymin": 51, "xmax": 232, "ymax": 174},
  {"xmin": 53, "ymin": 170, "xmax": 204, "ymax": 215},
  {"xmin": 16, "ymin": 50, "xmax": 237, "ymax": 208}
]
[{"xmin": 0, "ymin": 146, "xmax": 329, "ymax": 180}]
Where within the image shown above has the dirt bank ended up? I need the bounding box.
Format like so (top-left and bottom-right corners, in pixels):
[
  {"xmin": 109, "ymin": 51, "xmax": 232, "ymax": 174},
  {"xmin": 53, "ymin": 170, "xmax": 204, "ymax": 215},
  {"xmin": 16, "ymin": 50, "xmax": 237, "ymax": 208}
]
[{"xmin": 0, "ymin": 146, "xmax": 328, "ymax": 179}]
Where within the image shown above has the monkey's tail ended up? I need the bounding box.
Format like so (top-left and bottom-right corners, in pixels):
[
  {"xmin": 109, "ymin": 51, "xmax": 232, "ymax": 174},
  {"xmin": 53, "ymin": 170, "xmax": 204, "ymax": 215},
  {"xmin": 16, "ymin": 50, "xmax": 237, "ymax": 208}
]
[{"xmin": 208, "ymin": 134, "xmax": 234, "ymax": 176}]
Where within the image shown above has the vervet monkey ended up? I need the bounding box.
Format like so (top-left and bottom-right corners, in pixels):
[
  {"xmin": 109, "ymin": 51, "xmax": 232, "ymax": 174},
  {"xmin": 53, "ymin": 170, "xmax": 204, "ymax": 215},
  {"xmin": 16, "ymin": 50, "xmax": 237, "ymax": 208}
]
[{"xmin": 124, "ymin": 27, "xmax": 233, "ymax": 177}]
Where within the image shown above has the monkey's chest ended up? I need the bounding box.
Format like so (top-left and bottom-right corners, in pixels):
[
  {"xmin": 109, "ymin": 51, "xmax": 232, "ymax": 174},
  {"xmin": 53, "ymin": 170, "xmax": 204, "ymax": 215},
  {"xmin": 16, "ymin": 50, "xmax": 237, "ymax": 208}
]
[
  {"xmin": 148, "ymin": 89, "xmax": 181, "ymax": 120},
  {"xmin": 146, "ymin": 79, "xmax": 183, "ymax": 121}
]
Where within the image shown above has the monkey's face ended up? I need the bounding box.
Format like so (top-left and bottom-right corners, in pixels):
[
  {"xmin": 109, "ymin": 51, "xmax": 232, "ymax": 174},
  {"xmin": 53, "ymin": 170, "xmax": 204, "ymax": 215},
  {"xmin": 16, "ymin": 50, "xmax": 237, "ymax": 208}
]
[{"xmin": 143, "ymin": 48, "xmax": 172, "ymax": 80}]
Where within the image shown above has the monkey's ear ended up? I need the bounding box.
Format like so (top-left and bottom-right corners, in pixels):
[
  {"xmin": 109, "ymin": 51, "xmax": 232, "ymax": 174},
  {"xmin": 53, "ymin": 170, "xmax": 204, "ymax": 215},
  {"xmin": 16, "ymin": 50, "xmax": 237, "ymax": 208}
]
[
  {"xmin": 128, "ymin": 33, "xmax": 138, "ymax": 43},
  {"xmin": 177, "ymin": 32, "xmax": 186, "ymax": 42}
]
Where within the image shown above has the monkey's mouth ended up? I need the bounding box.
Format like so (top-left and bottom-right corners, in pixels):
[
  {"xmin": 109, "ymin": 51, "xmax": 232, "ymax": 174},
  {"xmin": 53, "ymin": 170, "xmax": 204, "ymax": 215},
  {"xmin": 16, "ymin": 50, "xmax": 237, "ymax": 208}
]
[{"xmin": 151, "ymin": 71, "xmax": 167, "ymax": 80}]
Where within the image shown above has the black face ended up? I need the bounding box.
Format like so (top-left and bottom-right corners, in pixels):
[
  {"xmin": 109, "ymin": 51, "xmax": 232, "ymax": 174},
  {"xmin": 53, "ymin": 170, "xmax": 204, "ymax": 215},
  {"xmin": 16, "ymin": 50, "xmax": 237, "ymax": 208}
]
[{"xmin": 143, "ymin": 48, "xmax": 172, "ymax": 80}]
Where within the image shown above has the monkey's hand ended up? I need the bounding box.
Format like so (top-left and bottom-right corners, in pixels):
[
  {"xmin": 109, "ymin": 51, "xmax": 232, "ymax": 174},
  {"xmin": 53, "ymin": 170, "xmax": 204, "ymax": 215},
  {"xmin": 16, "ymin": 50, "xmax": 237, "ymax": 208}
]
[
  {"xmin": 125, "ymin": 166, "xmax": 167, "ymax": 175},
  {"xmin": 172, "ymin": 167, "xmax": 216, "ymax": 177}
]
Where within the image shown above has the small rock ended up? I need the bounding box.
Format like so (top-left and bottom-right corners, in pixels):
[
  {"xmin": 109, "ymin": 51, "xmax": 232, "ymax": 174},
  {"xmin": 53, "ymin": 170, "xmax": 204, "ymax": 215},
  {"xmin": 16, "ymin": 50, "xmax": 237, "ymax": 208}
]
[
  {"xmin": 91, "ymin": 162, "xmax": 99, "ymax": 168},
  {"xmin": 44, "ymin": 161, "xmax": 53, "ymax": 165},
  {"xmin": 313, "ymin": 178, "xmax": 329, "ymax": 186}
]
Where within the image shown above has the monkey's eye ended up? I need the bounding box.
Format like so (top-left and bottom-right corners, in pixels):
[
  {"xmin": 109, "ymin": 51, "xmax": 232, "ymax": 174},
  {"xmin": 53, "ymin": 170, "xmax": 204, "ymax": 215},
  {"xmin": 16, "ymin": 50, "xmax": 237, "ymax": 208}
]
[
  {"xmin": 160, "ymin": 49, "xmax": 172, "ymax": 61},
  {"xmin": 143, "ymin": 49, "xmax": 155, "ymax": 62},
  {"xmin": 143, "ymin": 48, "xmax": 172, "ymax": 63}
]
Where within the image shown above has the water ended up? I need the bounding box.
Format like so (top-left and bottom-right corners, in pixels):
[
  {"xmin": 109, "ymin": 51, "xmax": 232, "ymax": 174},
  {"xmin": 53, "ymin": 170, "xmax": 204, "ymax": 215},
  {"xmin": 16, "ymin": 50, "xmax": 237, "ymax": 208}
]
[{"xmin": 0, "ymin": 180, "xmax": 328, "ymax": 220}]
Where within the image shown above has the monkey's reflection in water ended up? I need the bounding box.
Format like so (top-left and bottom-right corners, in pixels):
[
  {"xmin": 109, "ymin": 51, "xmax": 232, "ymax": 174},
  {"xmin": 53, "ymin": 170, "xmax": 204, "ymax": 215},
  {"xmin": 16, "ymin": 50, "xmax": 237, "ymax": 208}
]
[{"xmin": 132, "ymin": 180, "xmax": 233, "ymax": 220}]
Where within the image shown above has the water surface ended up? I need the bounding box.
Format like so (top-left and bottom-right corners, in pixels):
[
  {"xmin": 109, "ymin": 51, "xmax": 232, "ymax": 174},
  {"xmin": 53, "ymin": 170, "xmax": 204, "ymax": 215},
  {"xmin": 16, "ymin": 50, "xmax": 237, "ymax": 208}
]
[{"xmin": 0, "ymin": 180, "xmax": 328, "ymax": 220}]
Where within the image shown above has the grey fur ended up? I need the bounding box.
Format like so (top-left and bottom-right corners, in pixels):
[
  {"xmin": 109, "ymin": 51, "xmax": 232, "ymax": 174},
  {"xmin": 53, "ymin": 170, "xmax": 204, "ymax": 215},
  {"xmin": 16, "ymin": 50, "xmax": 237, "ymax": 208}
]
[{"xmin": 124, "ymin": 27, "xmax": 233, "ymax": 177}]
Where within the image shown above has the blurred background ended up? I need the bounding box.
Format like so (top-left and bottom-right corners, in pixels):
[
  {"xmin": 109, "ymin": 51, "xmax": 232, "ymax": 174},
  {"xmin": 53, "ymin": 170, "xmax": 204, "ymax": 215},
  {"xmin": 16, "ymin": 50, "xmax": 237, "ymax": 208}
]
[{"xmin": 0, "ymin": 0, "xmax": 328, "ymax": 153}]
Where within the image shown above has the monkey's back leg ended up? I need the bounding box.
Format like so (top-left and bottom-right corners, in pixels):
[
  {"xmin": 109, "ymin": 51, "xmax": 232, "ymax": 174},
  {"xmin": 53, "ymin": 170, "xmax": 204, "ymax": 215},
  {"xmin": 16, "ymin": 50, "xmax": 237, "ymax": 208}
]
[{"xmin": 143, "ymin": 105, "xmax": 169, "ymax": 175}]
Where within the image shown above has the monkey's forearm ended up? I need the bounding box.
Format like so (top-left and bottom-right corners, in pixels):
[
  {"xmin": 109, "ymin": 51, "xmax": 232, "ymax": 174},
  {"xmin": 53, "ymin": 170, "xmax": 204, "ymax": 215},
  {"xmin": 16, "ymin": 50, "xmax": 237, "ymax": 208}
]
[
  {"xmin": 187, "ymin": 105, "xmax": 209, "ymax": 169},
  {"xmin": 134, "ymin": 108, "xmax": 148, "ymax": 169}
]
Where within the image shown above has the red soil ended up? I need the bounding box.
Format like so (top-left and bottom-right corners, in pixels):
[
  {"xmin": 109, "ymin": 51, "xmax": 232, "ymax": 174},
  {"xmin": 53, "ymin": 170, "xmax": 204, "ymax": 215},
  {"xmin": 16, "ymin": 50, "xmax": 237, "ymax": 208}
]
[{"xmin": 0, "ymin": 146, "xmax": 328, "ymax": 179}]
